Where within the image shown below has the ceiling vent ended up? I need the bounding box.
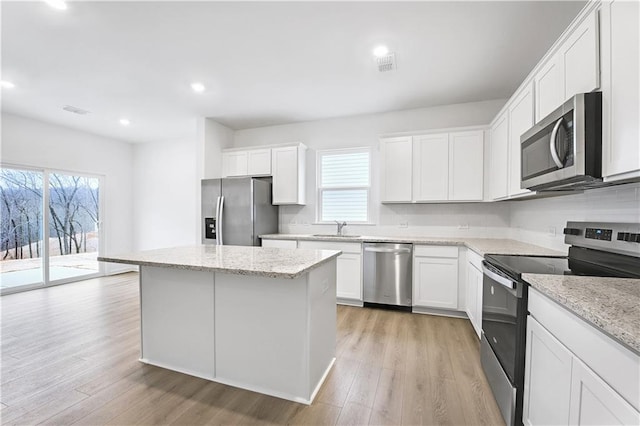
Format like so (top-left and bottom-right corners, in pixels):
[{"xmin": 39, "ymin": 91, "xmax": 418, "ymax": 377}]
[
  {"xmin": 62, "ymin": 105, "xmax": 90, "ymax": 115},
  {"xmin": 376, "ymin": 52, "xmax": 396, "ymax": 72}
]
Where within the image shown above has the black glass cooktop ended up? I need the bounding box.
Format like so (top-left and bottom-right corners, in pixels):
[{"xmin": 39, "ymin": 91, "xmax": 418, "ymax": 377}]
[{"xmin": 485, "ymin": 247, "xmax": 640, "ymax": 280}]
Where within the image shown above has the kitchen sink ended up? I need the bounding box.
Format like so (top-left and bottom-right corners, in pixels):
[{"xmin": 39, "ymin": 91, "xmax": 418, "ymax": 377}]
[{"xmin": 312, "ymin": 234, "xmax": 361, "ymax": 238}]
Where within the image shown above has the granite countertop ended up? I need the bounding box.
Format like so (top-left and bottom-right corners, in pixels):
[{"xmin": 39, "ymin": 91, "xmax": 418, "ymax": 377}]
[
  {"xmin": 260, "ymin": 234, "xmax": 565, "ymax": 257},
  {"xmin": 98, "ymin": 245, "xmax": 341, "ymax": 279},
  {"xmin": 524, "ymin": 273, "xmax": 640, "ymax": 354}
]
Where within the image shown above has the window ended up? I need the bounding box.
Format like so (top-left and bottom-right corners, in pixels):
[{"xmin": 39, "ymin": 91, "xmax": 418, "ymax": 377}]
[{"xmin": 317, "ymin": 148, "xmax": 371, "ymax": 223}]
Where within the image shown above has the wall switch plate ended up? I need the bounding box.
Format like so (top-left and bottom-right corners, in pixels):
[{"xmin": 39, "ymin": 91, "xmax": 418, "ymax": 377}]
[
  {"xmin": 458, "ymin": 224, "xmax": 469, "ymax": 230},
  {"xmin": 399, "ymin": 221, "xmax": 408, "ymax": 228}
]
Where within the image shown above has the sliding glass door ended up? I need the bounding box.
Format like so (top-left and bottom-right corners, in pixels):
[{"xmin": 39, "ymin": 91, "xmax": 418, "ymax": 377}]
[{"xmin": 0, "ymin": 166, "xmax": 103, "ymax": 294}]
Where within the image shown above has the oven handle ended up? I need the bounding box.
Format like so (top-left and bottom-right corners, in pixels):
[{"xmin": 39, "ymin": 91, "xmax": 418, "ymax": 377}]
[
  {"xmin": 482, "ymin": 262, "xmax": 517, "ymax": 290},
  {"xmin": 549, "ymin": 117, "xmax": 565, "ymax": 169}
]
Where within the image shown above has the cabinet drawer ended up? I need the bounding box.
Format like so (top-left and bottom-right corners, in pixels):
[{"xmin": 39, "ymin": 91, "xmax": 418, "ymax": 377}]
[
  {"xmin": 298, "ymin": 240, "xmax": 361, "ymax": 254},
  {"xmin": 414, "ymin": 245, "xmax": 458, "ymax": 258},
  {"xmin": 261, "ymin": 239, "xmax": 297, "ymax": 249}
]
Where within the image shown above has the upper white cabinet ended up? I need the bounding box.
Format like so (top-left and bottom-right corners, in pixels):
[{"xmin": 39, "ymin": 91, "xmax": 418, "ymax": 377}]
[
  {"xmin": 381, "ymin": 129, "xmax": 484, "ymax": 204},
  {"xmin": 272, "ymin": 144, "xmax": 306, "ymax": 205},
  {"xmin": 380, "ymin": 136, "xmax": 413, "ymax": 203},
  {"xmin": 222, "ymin": 148, "xmax": 271, "ymax": 177},
  {"xmin": 413, "ymin": 246, "xmax": 459, "ymax": 311},
  {"xmin": 222, "ymin": 151, "xmax": 249, "ymax": 177},
  {"xmin": 448, "ymin": 131, "xmax": 484, "ymax": 201},
  {"xmin": 489, "ymin": 112, "xmax": 509, "ymax": 200},
  {"xmin": 534, "ymin": 9, "xmax": 600, "ymax": 123},
  {"xmin": 600, "ymin": 0, "xmax": 640, "ymax": 181},
  {"xmin": 507, "ymin": 83, "xmax": 534, "ymax": 197}
]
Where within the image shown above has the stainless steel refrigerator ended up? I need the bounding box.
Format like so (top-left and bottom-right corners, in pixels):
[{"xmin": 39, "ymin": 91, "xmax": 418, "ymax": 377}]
[{"xmin": 201, "ymin": 177, "xmax": 279, "ymax": 246}]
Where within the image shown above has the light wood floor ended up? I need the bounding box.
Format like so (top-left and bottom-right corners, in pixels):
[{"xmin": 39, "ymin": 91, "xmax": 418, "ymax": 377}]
[{"xmin": 1, "ymin": 272, "xmax": 504, "ymax": 425}]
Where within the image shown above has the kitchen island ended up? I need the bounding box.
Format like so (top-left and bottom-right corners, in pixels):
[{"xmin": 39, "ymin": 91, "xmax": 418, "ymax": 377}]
[{"xmin": 98, "ymin": 244, "xmax": 340, "ymax": 404}]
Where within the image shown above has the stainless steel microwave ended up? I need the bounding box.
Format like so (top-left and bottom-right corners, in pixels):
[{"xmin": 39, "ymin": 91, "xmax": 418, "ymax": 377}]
[{"xmin": 520, "ymin": 92, "xmax": 602, "ymax": 191}]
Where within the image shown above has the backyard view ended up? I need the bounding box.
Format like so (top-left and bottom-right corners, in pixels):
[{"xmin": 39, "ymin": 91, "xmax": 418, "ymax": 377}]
[{"xmin": 0, "ymin": 168, "xmax": 100, "ymax": 291}]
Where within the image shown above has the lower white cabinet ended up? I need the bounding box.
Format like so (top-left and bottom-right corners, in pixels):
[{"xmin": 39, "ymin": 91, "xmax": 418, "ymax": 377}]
[
  {"xmin": 413, "ymin": 246, "xmax": 459, "ymax": 310},
  {"xmin": 297, "ymin": 240, "xmax": 362, "ymax": 304},
  {"xmin": 524, "ymin": 289, "xmax": 640, "ymax": 426},
  {"xmin": 261, "ymin": 239, "xmax": 297, "ymax": 249},
  {"xmin": 465, "ymin": 250, "xmax": 483, "ymax": 338}
]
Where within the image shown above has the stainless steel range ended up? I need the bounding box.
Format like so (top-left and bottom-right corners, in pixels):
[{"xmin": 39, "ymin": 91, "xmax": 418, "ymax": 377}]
[{"xmin": 480, "ymin": 221, "xmax": 640, "ymax": 426}]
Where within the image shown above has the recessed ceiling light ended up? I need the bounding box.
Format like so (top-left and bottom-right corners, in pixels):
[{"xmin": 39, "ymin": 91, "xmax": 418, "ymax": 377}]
[
  {"xmin": 191, "ymin": 82, "xmax": 206, "ymax": 93},
  {"xmin": 373, "ymin": 45, "xmax": 389, "ymax": 58},
  {"xmin": 119, "ymin": 118, "xmax": 131, "ymax": 126},
  {"xmin": 44, "ymin": 0, "xmax": 67, "ymax": 10},
  {"xmin": 1, "ymin": 80, "xmax": 16, "ymax": 89}
]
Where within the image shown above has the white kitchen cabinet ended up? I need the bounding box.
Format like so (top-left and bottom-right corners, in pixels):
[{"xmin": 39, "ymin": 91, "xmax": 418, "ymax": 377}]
[
  {"xmin": 247, "ymin": 149, "xmax": 272, "ymax": 176},
  {"xmin": 465, "ymin": 249, "xmax": 483, "ymax": 339},
  {"xmin": 380, "ymin": 136, "xmax": 413, "ymax": 203},
  {"xmin": 525, "ymin": 288, "xmax": 640, "ymax": 425},
  {"xmin": 222, "ymin": 151, "xmax": 248, "ymax": 177},
  {"xmin": 600, "ymin": 0, "xmax": 640, "ymax": 181},
  {"xmin": 523, "ymin": 316, "xmax": 573, "ymax": 426},
  {"xmin": 534, "ymin": 55, "xmax": 564, "ymax": 122},
  {"xmin": 569, "ymin": 358, "xmax": 640, "ymax": 425},
  {"xmin": 507, "ymin": 83, "xmax": 534, "ymax": 197},
  {"xmin": 489, "ymin": 112, "xmax": 509, "ymax": 200},
  {"xmin": 261, "ymin": 239, "xmax": 297, "ymax": 249},
  {"xmin": 413, "ymin": 246, "xmax": 459, "ymax": 310},
  {"xmin": 297, "ymin": 240, "xmax": 362, "ymax": 304},
  {"xmin": 412, "ymin": 133, "xmax": 449, "ymax": 201},
  {"xmin": 561, "ymin": 9, "xmax": 600, "ymax": 101},
  {"xmin": 449, "ymin": 131, "xmax": 484, "ymax": 201},
  {"xmin": 272, "ymin": 144, "xmax": 306, "ymax": 205}
]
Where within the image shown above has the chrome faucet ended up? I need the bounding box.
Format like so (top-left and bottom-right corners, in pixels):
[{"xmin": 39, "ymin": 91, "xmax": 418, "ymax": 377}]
[{"xmin": 335, "ymin": 221, "xmax": 347, "ymax": 236}]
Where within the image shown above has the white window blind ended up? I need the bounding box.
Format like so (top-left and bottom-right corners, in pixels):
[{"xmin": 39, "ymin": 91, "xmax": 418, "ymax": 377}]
[{"xmin": 318, "ymin": 149, "xmax": 370, "ymax": 223}]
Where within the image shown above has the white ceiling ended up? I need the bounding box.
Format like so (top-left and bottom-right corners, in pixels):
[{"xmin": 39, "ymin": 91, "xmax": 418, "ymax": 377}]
[{"xmin": 1, "ymin": 1, "xmax": 585, "ymax": 144}]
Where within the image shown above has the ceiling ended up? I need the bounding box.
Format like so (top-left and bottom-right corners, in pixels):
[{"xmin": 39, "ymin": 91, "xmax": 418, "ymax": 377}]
[{"xmin": 1, "ymin": 1, "xmax": 585, "ymax": 144}]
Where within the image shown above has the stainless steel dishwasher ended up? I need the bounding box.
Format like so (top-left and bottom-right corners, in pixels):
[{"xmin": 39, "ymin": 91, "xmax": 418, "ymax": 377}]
[{"xmin": 363, "ymin": 242, "xmax": 412, "ymax": 308}]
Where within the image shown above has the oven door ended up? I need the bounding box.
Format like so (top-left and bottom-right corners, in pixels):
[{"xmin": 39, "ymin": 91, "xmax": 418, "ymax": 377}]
[{"xmin": 481, "ymin": 261, "xmax": 527, "ymax": 426}]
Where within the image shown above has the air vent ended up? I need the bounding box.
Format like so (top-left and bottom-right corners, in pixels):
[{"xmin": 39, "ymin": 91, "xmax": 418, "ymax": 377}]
[
  {"xmin": 376, "ymin": 52, "xmax": 396, "ymax": 72},
  {"xmin": 62, "ymin": 105, "xmax": 90, "ymax": 115}
]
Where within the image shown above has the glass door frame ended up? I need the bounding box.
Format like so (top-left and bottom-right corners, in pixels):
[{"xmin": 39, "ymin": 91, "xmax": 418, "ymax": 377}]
[{"xmin": 1, "ymin": 163, "xmax": 105, "ymax": 295}]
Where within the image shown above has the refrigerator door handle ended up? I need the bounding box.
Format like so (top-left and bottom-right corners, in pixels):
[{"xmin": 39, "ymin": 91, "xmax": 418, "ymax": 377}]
[
  {"xmin": 215, "ymin": 196, "xmax": 221, "ymax": 245},
  {"xmin": 218, "ymin": 196, "xmax": 225, "ymax": 245}
]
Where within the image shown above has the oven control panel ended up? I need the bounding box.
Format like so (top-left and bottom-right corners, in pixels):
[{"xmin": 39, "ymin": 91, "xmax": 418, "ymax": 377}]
[{"xmin": 564, "ymin": 221, "xmax": 640, "ymax": 257}]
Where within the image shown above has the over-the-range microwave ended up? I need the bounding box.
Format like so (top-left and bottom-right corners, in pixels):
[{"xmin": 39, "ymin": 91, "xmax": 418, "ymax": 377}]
[{"xmin": 520, "ymin": 92, "xmax": 602, "ymax": 192}]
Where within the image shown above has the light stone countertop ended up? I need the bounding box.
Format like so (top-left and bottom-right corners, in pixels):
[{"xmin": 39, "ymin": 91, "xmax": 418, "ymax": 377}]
[
  {"xmin": 260, "ymin": 234, "xmax": 566, "ymax": 257},
  {"xmin": 98, "ymin": 245, "xmax": 341, "ymax": 279},
  {"xmin": 524, "ymin": 273, "xmax": 640, "ymax": 354}
]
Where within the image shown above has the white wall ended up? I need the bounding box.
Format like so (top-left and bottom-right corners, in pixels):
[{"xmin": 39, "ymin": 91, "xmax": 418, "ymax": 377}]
[
  {"xmin": 233, "ymin": 99, "xmax": 511, "ymax": 237},
  {"xmin": 132, "ymin": 137, "xmax": 198, "ymax": 251},
  {"xmin": 508, "ymin": 183, "xmax": 640, "ymax": 251},
  {"xmin": 0, "ymin": 112, "xmax": 134, "ymax": 274}
]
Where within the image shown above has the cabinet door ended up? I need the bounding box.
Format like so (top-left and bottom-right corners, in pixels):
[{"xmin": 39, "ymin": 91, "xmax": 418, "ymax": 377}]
[
  {"xmin": 449, "ymin": 131, "xmax": 484, "ymax": 201},
  {"xmin": 222, "ymin": 151, "xmax": 248, "ymax": 177},
  {"xmin": 336, "ymin": 253, "xmax": 362, "ymax": 301},
  {"xmin": 601, "ymin": 0, "xmax": 640, "ymax": 180},
  {"xmin": 561, "ymin": 10, "xmax": 599, "ymax": 101},
  {"xmin": 569, "ymin": 358, "xmax": 640, "ymax": 426},
  {"xmin": 523, "ymin": 317, "xmax": 572, "ymax": 426},
  {"xmin": 465, "ymin": 262, "xmax": 482, "ymax": 339},
  {"xmin": 508, "ymin": 83, "xmax": 534, "ymax": 197},
  {"xmin": 534, "ymin": 55, "xmax": 564, "ymax": 122},
  {"xmin": 489, "ymin": 113, "xmax": 509, "ymax": 200},
  {"xmin": 413, "ymin": 257, "xmax": 458, "ymax": 309},
  {"xmin": 412, "ymin": 134, "xmax": 449, "ymax": 201},
  {"xmin": 272, "ymin": 146, "xmax": 304, "ymax": 205},
  {"xmin": 247, "ymin": 149, "xmax": 271, "ymax": 176},
  {"xmin": 380, "ymin": 137, "xmax": 413, "ymax": 203}
]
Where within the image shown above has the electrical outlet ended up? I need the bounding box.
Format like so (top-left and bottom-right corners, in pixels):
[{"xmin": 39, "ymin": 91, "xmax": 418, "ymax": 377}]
[
  {"xmin": 458, "ymin": 224, "xmax": 469, "ymax": 230},
  {"xmin": 399, "ymin": 221, "xmax": 408, "ymax": 228}
]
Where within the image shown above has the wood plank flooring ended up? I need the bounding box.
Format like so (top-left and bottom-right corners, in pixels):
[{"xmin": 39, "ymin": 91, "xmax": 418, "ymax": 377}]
[{"xmin": 1, "ymin": 273, "xmax": 505, "ymax": 425}]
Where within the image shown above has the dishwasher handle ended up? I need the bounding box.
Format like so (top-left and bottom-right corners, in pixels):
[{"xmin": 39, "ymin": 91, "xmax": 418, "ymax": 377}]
[{"xmin": 364, "ymin": 247, "xmax": 412, "ymax": 254}]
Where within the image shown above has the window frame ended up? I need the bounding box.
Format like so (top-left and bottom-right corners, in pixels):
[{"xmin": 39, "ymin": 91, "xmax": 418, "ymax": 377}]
[{"xmin": 316, "ymin": 147, "xmax": 373, "ymax": 224}]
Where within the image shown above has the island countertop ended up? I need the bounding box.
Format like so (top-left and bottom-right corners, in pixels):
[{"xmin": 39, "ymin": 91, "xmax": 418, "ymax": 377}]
[{"xmin": 98, "ymin": 245, "xmax": 341, "ymax": 279}]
